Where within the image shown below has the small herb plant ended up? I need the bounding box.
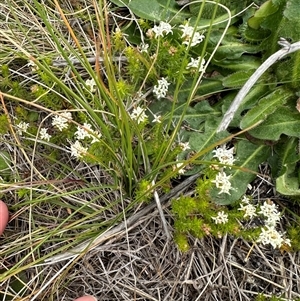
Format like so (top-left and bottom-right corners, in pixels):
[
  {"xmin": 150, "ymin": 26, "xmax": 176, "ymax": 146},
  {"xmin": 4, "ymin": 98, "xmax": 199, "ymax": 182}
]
[{"xmin": 1, "ymin": 0, "xmax": 300, "ymax": 299}]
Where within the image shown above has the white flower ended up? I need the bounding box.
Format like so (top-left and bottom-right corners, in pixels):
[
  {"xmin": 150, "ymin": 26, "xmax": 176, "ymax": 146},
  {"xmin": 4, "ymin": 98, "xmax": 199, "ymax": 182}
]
[
  {"xmin": 179, "ymin": 142, "xmax": 190, "ymax": 151},
  {"xmin": 70, "ymin": 140, "xmax": 88, "ymax": 159},
  {"xmin": 152, "ymin": 21, "xmax": 173, "ymax": 38},
  {"xmin": 183, "ymin": 32, "xmax": 205, "ymax": 47},
  {"xmin": 91, "ymin": 130, "xmax": 102, "ymax": 144},
  {"xmin": 175, "ymin": 162, "xmax": 185, "ymax": 174},
  {"xmin": 179, "ymin": 23, "xmax": 194, "ymax": 38},
  {"xmin": 186, "ymin": 57, "xmax": 206, "ymax": 72},
  {"xmin": 130, "ymin": 106, "xmax": 147, "ymax": 124},
  {"xmin": 52, "ymin": 111, "xmax": 72, "ymax": 131},
  {"xmin": 257, "ymin": 226, "xmax": 284, "ymax": 249},
  {"xmin": 258, "ymin": 201, "xmax": 278, "ymax": 217},
  {"xmin": 27, "ymin": 60, "xmax": 38, "ymax": 71},
  {"xmin": 139, "ymin": 43, "xmax": 149, "ymax": 53},
  {"xmin": 75, "ymin": 123, "xmax": 93, "ymax": 140},
  {"xmin": 152, "ymin": 114, "xmax": 162, "ymax": 123},
  {"xmin": 153, "ymin": 77, "xmax": 170, "ymax": 99},
  {"xmin": 16, "ymin": 121, "xmax": 29, "ymax": 136},
  {"xmin": 212, "ymin": 171, "xmax": 233, "ymax": 195},
  {"xmin": 241, "ymin": 195, "xmax": 251, "ymax": 204},
  {"xmin": 212, "ymin": 145, "xmax": 235, "ymax": 167},
  {"xmin": 86, "ymin": 78, "xmax": 97, "ymax": 93},
  {"xmin": 283, "ymin": 238, "xmax": 291, "ymax": 246},
  {"xmin": 265, "ymin": 211, "xmax": 281, "ymax": 227},
  {"xmin": 239, "ymin": 203, "xmax": 257, "ymax": 219},
  {"xmin": 40, "ymin": 128, "xmax": 51, "ymax": 141},
  {"xmin": 212, "ymin": 211, "xmax": 228, "ymax": 224},
  {"xmin": 179, "ymin": 23, "xmax": 205, "ymax": 47}
]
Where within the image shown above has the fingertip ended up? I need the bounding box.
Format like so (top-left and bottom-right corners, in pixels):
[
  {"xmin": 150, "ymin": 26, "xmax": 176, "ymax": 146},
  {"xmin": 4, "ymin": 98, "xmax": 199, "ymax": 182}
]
[
  {"xmin": 0, "ymin": 200, "xmax": 9, "ymax": 235},
  {"xmin": 73, "ymin": 296, "xmax": 97, "ymax": 301}
]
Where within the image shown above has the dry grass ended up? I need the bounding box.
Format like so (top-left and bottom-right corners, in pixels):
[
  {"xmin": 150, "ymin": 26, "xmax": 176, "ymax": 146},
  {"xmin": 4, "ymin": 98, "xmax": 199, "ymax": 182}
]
[{"xmin": 1, "ymin": 1, "xmax": 300, "ymax": 301}]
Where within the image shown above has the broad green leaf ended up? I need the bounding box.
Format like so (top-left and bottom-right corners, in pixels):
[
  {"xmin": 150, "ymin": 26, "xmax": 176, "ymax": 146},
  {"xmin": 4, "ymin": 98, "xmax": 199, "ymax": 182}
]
[
  {"xmin": 188, "ymin": 117, "xmax": 227, "ymax": 153},
  {"xmin": 222, "ymin": 70, "xmax": 256, "ymax": 88},
  {"xmin": 248, "ymin": 0, "xmax": 278, "ymax": 29},
  {"xmin": 240, "ymin": 87, "xmax": 294, "ymax": 129},
  {"xmin": 283, "ymin": 0, "xmax": 300, "ymax": 21},
  {"xmin": 149, "ymin": 100, "xmax": 220, "ymax": 130},
  {"xmin": 109, "ymin": 0, "xmax": 129, "ymax": 7},
  {"xmin": 276, "ymin": 163, "xmax": 300, "ymax": 196},
  {"xmin": 248, "ymin": 106, "xmax": 300, "ymax": 140},
  {"xmin": 210, "ymin": 141, "xmax": 270, "ymax": 205},
  {"xmin": 212, "ymin": 55, "xmax": 261, "ymax": 71},
  {"xmin": 127, "ymin": 0, "xmax": 190, "ymax": 23},
  {"xmin": 212, "ymin": 39, "xmax": 260, "ymax": 60},
  {"xmin": 268, "ymin": 137, "xmax": 299, "ymax": 178},
  {"xmin": 221, "ymin": 84, "xmax": 270, "ymax": 128},
  {"xmin": 179, "ymin": 78, "xmax": 224, "ymax": 100}
]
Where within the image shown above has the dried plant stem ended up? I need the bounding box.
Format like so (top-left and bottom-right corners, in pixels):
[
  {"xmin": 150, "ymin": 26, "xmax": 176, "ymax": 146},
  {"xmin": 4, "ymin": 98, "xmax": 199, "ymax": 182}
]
[
  {"xmin": 45, "ymin": 173, "xmax": 199, "ymax": 263},
  {"xmin": 217, "ymin": 38, "xmax": 300, "ymax": 132}
]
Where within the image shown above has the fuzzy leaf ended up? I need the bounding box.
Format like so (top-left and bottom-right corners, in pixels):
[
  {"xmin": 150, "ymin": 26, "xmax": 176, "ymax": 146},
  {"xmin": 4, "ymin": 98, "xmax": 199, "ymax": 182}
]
[
  {"xmin": 240, "ymin": 87, "xmax": 294, "ymax": 129},
  {"xmin": 211, "ymin": 141, "xmax": 270, "ymax": 205},
  {"xmin": 127, "ymin": 0, "xmax": 190, "ymax": 22},
  {"xmin": 248, "ymin": 106, "xmax": 300, "ymax": 140},
  {"xmin": 276, "ymin": 163, "xmax": 300, "ymax": 196},
  {"xmin": 284, "ymin": 0, "xmax": 300, "ymax": 21},
  {"xmin": 214, "ymin": 43, "xmax": 259, "ymax": 60},
  {"xmin": 222, "ymin": 70, "xmax": 256, "ymax": 88},
  {"xmin": 212, "ymin": 55, "xmax": 261, "ymax": 71}
]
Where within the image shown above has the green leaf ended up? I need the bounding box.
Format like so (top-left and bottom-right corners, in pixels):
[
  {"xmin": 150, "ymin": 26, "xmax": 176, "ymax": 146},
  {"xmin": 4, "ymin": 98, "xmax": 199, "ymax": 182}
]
[
  {"xmin": 188, "ymin": 117, "xmax": 228, "ymax": 153},
  {"xmin": 212, "ymin": 55, "xmax": 261, "ymax": 71},
  {"xmin": 150, "ymin": 100, "xmax": 220, "ymax": 130},
  {"xmin": 248, "ymin": 106, "xmax": 300, "ymax": 140},
  {"xmin": 276, "ymin": 163, "xmax": 300, "ymax": 196},
  {"xmin": 248, "ymin": 0, "xmax": 279, "ymax": 29},
  {"xmin": 284, "ymin": 0, "xmax": 300, "ymax": 21},
  {"xmin": 211, "ymin": 141, "xmax": 270, "ymax": 205},
  {"xmin": 0, "ymin": 151, "xmax": 11, "ymax": 177},
  {"xmin": 222, "ymin": 70, "xmax": 256, "ymax": 88},
  {"xmin": 127, "ymin": 0, "xmax": 190, "ymax": 23},
  {"xmin": 240, "ymin": 87, "xmax": 294, "ymax": 129},
  {"xmin": 212, "ymin": 39, "xmax": 260, "ymax": 60}
]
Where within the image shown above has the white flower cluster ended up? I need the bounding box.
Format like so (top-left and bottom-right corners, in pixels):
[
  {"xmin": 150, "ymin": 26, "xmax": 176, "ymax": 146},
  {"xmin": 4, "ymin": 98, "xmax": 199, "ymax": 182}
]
[
  {"xmin": 40, "ymin": 128, "xmax": 51, "ymax": 141},
  {"xmin": 186, "ymin": 56, "xmax": 206, "ymax": 72},
  {"xmin": 239, "ymin": 197, "xmax": 291, "ymax": 249},
  {"xmin": 212, "ymin": 171, "xmax": 233, "ymax": 195},
  {"xmin": 238, "ymin": 196, "xmax": 257, "ymax": 219},
  {"xmin": 52, "ymin": 111, "xmax": 72, "ymax": 131},
  {"xmin": 130, "ymin": 106, "xmax": 147, "ymax": 124},
  {"xmin": 179, "ymin": 23, "xmax": 205, "ymax": 47},
  {"xmin": 70, "ymin": 140, "xmax": 88, "ymax": 159},
  {"xmin": 256, "ymin": 200, "xmax": 290, "ymax": 248},
  {"xmin": 212, "ymin": 211, "xmax": 228, "ymax": 224},
  {"xmin": 152, "ymin": 21, "xmax": 173, "ymax": 38},
  {"xmin": 85, "ymin": 78, "xmax": 97, "ymax": 93},
  {"xmin": 75, "ymin": 122, "xmax": 102, "ymax": 144},
  {"xmin": 153, "ymin": 77, "xmax": 170, "ymax": 99},
  {"xmin": 211, "ymin": 144, "xmax": 235, "ymax": 195},
  {"xmin": 212, "ymin": 145, "xmax": 235, "ymax": 166},
  {"xmin": 16, "ymin": 121, "xmax": 29, "ymax": 136}
]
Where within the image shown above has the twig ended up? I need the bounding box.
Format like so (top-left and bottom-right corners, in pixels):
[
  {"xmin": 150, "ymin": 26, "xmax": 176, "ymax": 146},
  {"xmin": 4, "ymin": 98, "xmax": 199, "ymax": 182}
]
[
  {"xmin": 217, "ymin": 38, "xmax": 300, "ymax": 132},
  {"xmin": 152, "ymin": 180, "xmax": 171, "ymax": 240}
]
